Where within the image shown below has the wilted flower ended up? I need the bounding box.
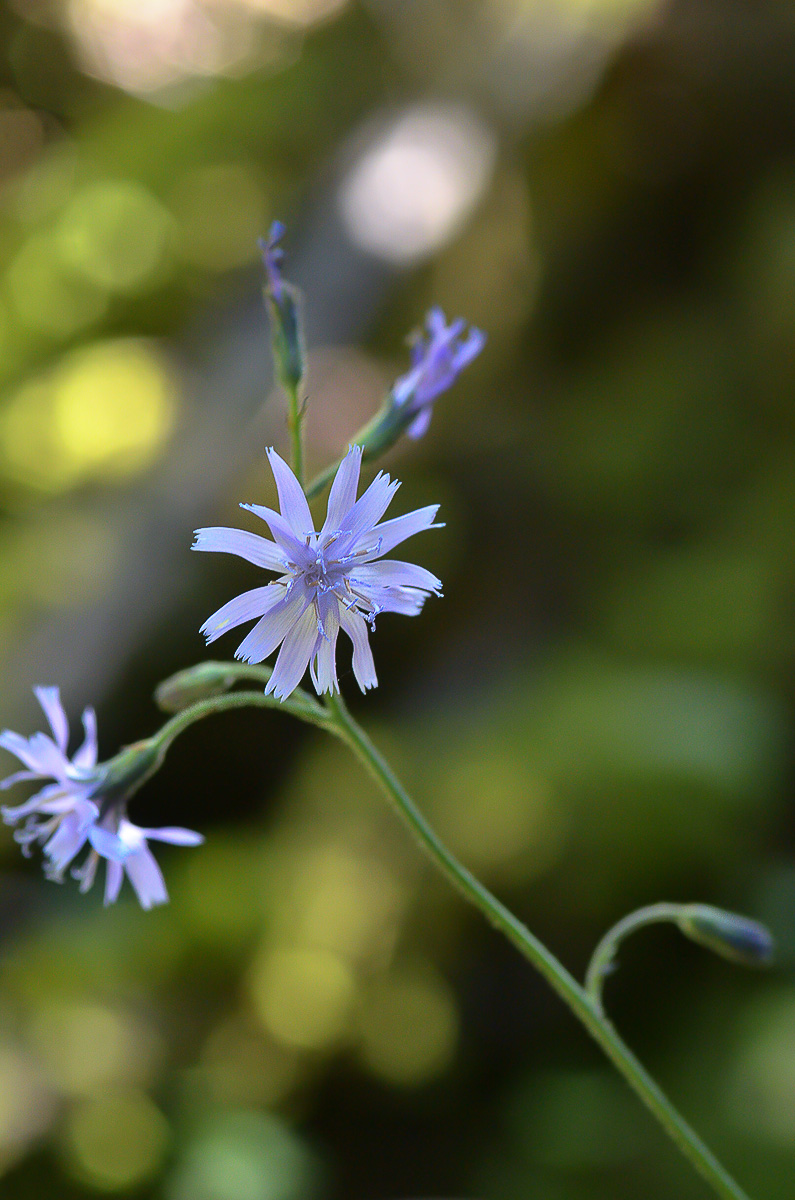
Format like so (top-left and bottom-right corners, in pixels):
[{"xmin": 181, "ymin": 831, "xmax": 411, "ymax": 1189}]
[
  {"xmin": 392, "ymin": 306, "xmax": 485, "ymax": 439},
  {"xmin": 1, "ymin": 688, "xmax": 202, "ymax": 908},
  {"xmin": 193, "ymin": 445, "xmax": 442, "ymax": 699}
]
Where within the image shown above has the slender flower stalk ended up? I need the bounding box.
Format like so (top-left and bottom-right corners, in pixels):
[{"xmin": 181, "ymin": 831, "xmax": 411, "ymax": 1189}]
[
  {"xmin": 260, "ymin": 221, "xmax": 307, "ymax": 484},
  {"xmin": 137, "ymin": 680, "xmax": 755, "ymax": 1200},
  {"xmin": 321, "ymin": 693, "xmax": 752, "ymax": 1200},
  {"xmin": 192, "ymin": 445, "xmax": 442, "ymax": 700}
]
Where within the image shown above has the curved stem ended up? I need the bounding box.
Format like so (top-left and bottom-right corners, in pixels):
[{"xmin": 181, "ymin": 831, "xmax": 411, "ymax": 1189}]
[
  {"xmin": 585, "ymin": 903, "xmax": 683, "ymax": 1012},
  {"xmin": 323, "ymin": 693, "xmax": 751, "ymax": 1200},
  {"xmin": 151, "ymin": 687, "xmax": 331, "ymax": 755}
]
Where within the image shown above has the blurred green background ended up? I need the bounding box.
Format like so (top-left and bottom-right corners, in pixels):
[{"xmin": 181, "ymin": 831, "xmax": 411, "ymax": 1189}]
[{"xmin": 0, "ymin": 0, "xmax": 794, "ymax": 1197}]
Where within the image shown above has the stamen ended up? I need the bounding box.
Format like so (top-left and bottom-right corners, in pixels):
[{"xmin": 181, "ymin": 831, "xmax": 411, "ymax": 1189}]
[{"xmin": 337, "ymin": 537, "xmax": 383, "ymax": 565}]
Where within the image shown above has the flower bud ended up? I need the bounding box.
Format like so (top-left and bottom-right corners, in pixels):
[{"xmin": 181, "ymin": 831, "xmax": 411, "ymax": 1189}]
[
  {"xmin": 259, "ymin": 222, "xmax": 306, "ymax": 393},
  {"xmin": 154, "ymin": 663, "xmax": 240, "ymax": 713},
  {"xmin": 677, "ymin": 904, "xmax": 774, "ymax": 968}
]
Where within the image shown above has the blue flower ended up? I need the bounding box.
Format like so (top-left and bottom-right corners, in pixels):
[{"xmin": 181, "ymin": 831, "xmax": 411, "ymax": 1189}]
[
  {"xmin": 0, "ymin": 688, "xmax": 202, "ymax": 907},
  {"xmin": 193, "ymin": 445, "xmax": 442, "ymax": 699},
  {"xmin": 392, "ymin": 307, "xmax": 485, "ymax": 439}
]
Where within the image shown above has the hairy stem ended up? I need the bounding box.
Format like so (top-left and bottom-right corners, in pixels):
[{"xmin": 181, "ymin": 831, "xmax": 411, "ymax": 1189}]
[
  {"xmin": 323, "ymin": 692, "xmax": 752, "ymax": 1200},
  {"xmin": 151, "ymin": 687, "xmax": 331, "ymax": 755}
]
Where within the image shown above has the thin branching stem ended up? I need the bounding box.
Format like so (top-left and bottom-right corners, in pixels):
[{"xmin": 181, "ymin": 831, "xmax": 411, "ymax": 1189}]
[{"xmin": 322, "ymin": 691, "xmax": 752, "ymax": 1200}]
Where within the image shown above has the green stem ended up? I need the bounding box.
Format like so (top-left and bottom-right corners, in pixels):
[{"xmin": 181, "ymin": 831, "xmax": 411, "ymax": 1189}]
[
  {"xmin": 306, "ymin": 458, "xmax": 338, "ymax": 502},
  {"xmin": 151, "ymin": 687, "xmax": 332, "ymax": 755},
  {"xmin": 585, "ymin": 903, "xmax": 684, "ymax": 1012},
  {"xmin": 323, "ymin": 692, "xmax": 751, "ymax": 1200},
  {"xmin": 286, "ymin": 380, "xmax": 305, "ymax": 488}
]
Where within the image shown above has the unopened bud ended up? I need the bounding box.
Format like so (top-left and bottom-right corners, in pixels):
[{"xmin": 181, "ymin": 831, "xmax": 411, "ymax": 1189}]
[
  {"xmin": 259, "ymin": 222, "xmax": 306, "ymax": 393},
  {"xmin": 155, "ymin": 663, "xmax": 240, "ymax": 713},
  {"xmin": 677, "ymin": 904, "xmax": 774, "ymax": 968}
]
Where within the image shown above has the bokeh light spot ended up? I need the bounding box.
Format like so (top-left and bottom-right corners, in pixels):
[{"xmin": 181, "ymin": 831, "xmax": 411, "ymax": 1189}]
[
  {"xmin": 0, "ymin": 338, "xmax": 177, "ymax": 492},
  {"xmin": 339, "ymin": 104, "xmax": 497, "ymax": 264},
  {"xmin": 61, "ymin": 1087, "xmax": 169, "ymax": 1191},
  {"xmin": 56, "ymin": 180, "xmax": 174, "ymax": 292},
  {"xmin": 5, "ymin": 234, "xmax": 108, "ymax": 337},
  {"xmin": 291, "ymin": 845, "xmax": 407, "ymax": 961},
  {"xmin": 28, "ymin": 1002, "xmax": 163, "ymax": 1095},
  {"xmin": 728, "ymin": 991, "xmax": 795, "ymax": 1145},
  {"xmin": 171, "ymin": 163, "xmax": 267, "ymax": 270},
  {"xmin": 431, "ymin": 748, "xmax": 564, "ymax": 883},
  {"xmin": 357, "ymin": 964, "xmax": 459, "ymax": 1086},
  {"xmin": 248, "ymin": 946, "xmax": 356, "ymax": 1051},
  {"xmin": 0, "ymin": 1042, "xmax": 54, "ymax": 1174},
  {"xmin": 167, "ymin": 1110, "xmax": 318, "ymax": 1200}
]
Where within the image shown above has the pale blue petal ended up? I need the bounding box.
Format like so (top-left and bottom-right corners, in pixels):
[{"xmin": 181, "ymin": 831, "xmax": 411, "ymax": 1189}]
[
  {"xmin": 104, "ymin": 859, "xmax": 124, "ymax": 905},
  {"xmin": 355, "ymin": 505, "xmax": 441, "ymax": 558},
  {"xmin": 321, "ymin": 446, "xmax": 362, "ymax": 536},
  {"xmin": 240, "ymin": 504, "xmax": 311, "ymax": 564},
  {"xmin": 339, "ymin": 607, "xmax": 377, "ymax": 692},
  {"xmin": 44, "ymin": 804, "xmax": 95, "ymax": 872},
  {"xmin": 0, "ymin": 769, "xmax": 38, "ymax": 790},
  {"xmin": 26, "ymin": 733, "xmax": 70, "ymax": 779},
  {"xmin": 456, "ymin": 326, "xmax": 486, "ymax": 368},
  {"xmin": 349, "ymin": 560, "xmax": 442, "ymax": 593},
  {"xmin": 192, "ymin": 527, "xmax": 287, "ymax": 572},
  {"xmin": 35, "ymin": 786, "xmax": 93, "ymax": 816},
  {"xmin": 340, "ymin": 474, "xmax": 400, "ymax": 548},
  {"xmin": 34, "ymin": 687, "xmax": 69, "ymax": 752},
  {"xmin": 406, "ymin": 407, "xmax": 433, "ymax": 439},
  {"xmin": 267, "ymin": 448, "xmax": 314, "ymax": 539},
  {"xmin": 137, "ymin": 826, "xmax": 204, "ymax": 846},
  {"xmin": 0, "ymin": 730, "xmax": 50, "ymax": 774},
  {"xmin": 234, "ymin": 591, "xmax": 310, "ymax": 664},
  {"xmin": 201, "ymin": 585, "xmax": 286, "ymax": 644},
  {"xmin": 313, "ymin": 596, "xmax": 340, "ymax": 694},
  {"xmin": 265, "ymin": 604, "xmax": 321, "ymax": 700},
  {"xmin": 356, "ymin": 584, "xmax": 427, "ymax": 616},
  {"xmin": 2, "ymin": 782, "xmax": 71, "ymax": 823},
  {"xmin": 2, "ymin": 727, "xmax": 72, "ymax": 784},
  {"xmin": 124, "ymin": 845, "xmax": 169, "ymax": 909},
  {"xmin": 88, "ymin": 824, "xmax": 131, "ymax": 861},
  {"xmin": 73, "ymin": 707, "xmax": 97, "ymax": 770}
]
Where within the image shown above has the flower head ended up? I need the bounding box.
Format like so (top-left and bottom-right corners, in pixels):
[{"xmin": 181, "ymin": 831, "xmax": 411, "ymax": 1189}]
[
  {"xmin": 392, "ymin": 307, "xmax": 485, "ymax": 439},
  {"xmin": 193, "ymin": 445, "xmax": 442, "ymax": 699},
  {"xmin": 1, "ymin": 689, "xmax": 202, "ymax": 907},
  {"xmin": 0, "ymin": 687, "xmax": 105, "ymax": 876}
]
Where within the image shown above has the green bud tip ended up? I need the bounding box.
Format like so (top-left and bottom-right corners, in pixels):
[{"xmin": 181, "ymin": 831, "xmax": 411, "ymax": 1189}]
[{"xmin": 677, "ymin": 904, "xmax": 774, "ymax": 968}]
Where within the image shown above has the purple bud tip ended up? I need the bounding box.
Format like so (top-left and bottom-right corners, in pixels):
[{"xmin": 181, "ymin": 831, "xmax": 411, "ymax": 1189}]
[
  {"xmin": 678, "ymin": 904, "xmax": 774, "ymax": 968},
  {"xmin": 259, "ymin": 221, "xmax": 287, "ymax": 300}
]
